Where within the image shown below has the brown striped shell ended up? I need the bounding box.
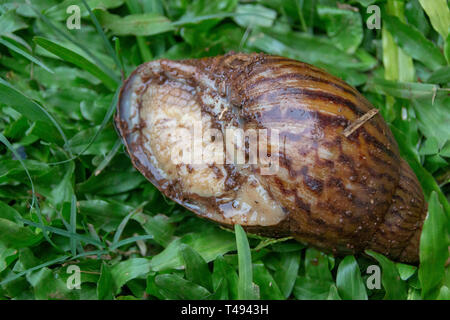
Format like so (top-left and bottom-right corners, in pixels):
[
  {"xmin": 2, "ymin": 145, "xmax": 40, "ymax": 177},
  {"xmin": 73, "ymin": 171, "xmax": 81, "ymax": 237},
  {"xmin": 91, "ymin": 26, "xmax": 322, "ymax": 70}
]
[{"xmin": 115, "ymin": 52, "xmax": 427, "ymax": 264}]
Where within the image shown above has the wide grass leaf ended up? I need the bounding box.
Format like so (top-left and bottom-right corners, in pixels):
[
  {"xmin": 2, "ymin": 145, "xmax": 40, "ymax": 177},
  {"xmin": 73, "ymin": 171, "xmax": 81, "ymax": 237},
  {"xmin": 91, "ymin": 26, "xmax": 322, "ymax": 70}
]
[
  {"xmin": 366, "ymin": 78, "xmax": 438, "ymax": 100},
  {"xmin": 212, "ymin": 256, "xmax": 239, "ymax": 300},
  {"xmin": 384, "ymin": 15, "xmax": 446, "ymax": 71},
  {"xmin": 150, "ymin": 228, "xmax": 236, "ymax": 271},
  {"xmin": 366, "ymin": 250, "xmax": 407, "ymax": 300},
  {"xmin": 317, "ymin": 5, "xmax": 363, "ymax": 54},
  {"xmin": 0, "ymin": 10, "xmax": 28, "ymax": 35},
  {"xmin": 427, "ymin": 66, "xmax": 450, "ymax": 84},
  {"xmin": 97, "ymin": 262, "xmax": 114, "ymax": 300},
  {"xmin": 412, "ymin": 96, "xmax": 450, "ymax": 149},
  {"xmin": 272, "ymin": 251, "xmax": 300, "ymax": 298},
  {"xmin": 93, "ymin": 9, "xmax": 174, "ymax": 36},
  {"xmin": 0, "ymin": 36, "xmax": 53, "ymax": 74},
  {"xmin": 33, "ymin": 36, "xmax": 118, "ymax": 90},
  {"xmin": 235, "ymin": 225, "xmax": 258, "ymax": 300},
  {"xmin": 336, "ymin": 255, "xmax": 368, "ymax": 300},
  {"xmin": 304, "ymin": 248, "xmax": 333, "ymax": 281},
  {"xmin": 77, "ymin": 171, "xmax": 145, "ymax": 195},
  {"xmin": 418, "ymin": 0, "xmax": 450, "ymax": 39},
  {"xmin": 0, "ymin": 201, "xmax": 23, "ymax": 224},
  {"xmin": 293, "ymin": 276, "xmax": 334, "ymax": 300},
  {"xmin": 233, "ymin": 4, "xmax": 276, "ymax": 28},
  {"xmin": 45, "ymin": 0, "xmax": 125, "ymax": 20},
  {"xmin": 252, "ymin": 261, "xmax": 284, "ymax": 300},
  {"xmin": 419, "ymin": 192, "xmax": 449, "ymax": 299},
  {"xmin": 132, "ymin": 213, "xmax": 175, "ymax": 247},
  {"xmin": 0, "ymin": 218, "xmax": 43, "ymax": 248},
  {"xmin": 155, "ymin": 274, "xmax": 211, "ymax": 300},
  {"xmin": 0, "ymin": 78, "xmax": 67, "ymax": 145},
  {"xmin": 110, "ymin": 258, "xmax": 151, "ymax": 294},
  {"xmin": 180, "ymin": 244, "xmax": 213, "ymax": 292}
]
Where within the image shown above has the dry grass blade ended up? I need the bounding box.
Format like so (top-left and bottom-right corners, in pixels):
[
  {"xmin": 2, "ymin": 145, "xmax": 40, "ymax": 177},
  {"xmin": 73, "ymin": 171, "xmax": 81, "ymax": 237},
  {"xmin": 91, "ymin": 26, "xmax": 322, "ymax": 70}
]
[{"xmin": 343, "ymin": 108, "xmax": 379, "ymax": 138}]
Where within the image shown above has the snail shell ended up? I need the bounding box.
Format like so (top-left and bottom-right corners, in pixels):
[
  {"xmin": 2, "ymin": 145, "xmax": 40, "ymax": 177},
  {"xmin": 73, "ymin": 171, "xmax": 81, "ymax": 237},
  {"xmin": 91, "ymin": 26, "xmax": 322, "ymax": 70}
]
[{"xmin": 115, "ymin": 52, "xmax": 426, "ymax": 264}]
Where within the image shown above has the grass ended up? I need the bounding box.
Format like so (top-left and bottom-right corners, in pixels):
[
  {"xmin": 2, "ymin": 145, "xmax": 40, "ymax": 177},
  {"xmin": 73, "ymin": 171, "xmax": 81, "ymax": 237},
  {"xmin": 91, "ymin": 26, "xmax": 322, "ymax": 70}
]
[{"xmin": 0, "ymin": 0, "xmax": 449, "ymax": 300}]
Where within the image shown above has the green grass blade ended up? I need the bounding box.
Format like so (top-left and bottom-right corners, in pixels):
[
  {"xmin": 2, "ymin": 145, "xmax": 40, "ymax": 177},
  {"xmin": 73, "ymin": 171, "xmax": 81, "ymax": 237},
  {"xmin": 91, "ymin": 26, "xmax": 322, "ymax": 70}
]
[
  {"xmin": 419, "ymin": 192, "xmax": 449, "ymax": 299},
  {"xmin": 93, "ymin": 138, "xmax": 122, "ymax": 177},
  {"xmin": 49, "ymin": 86, "xmax": 120, "ymax": 165},
  {"xmin": 112, "ymin": 202, "xmax": 147, "ymax": 245},
  {"xmin": 26, "ymin": 2, "xmax": 120, "ymax": 84},
  {"xmin": 70, "ymin": 194, "xmax": 77, "ymax": 256},
  {"xmin": 336, "ymin": 255, "xmax": 368, "ymax": 300},
  {"xmin": 180, "ymin": 244, "xmax": 213, "ymax": 292},
  {"xmin": 0, "ymin": 37, "xmax": 54, "ymax": 73},
  {"xmin": 21, "ymin": 218, "xmax": 104, "ymax": 248},
  {"xmin": 80, "ymin": 0, "xmax": 122, "ymax": 69},
  {"xmin": 0, "ymin": 255, "xmax": 70, "ymax": 286},
  {"xmin": 109, "ymin": 235, "xmax": 154, "ymax": 251},
  {"xmin": 235, "ymin": 224, "xmax": 258, "ymax": 300},
  {"xmin": 366, "ymin": 250, "xmax": 407, "ymax": 300},
  {"xmin": 384, "ymin": 15, "xmax": 446, "ymax": 71},
  {"xmin": 0, "ymin": 133, "xmax": 58, "ymax": 248},
  {"xmin": 34, "ymin": 36, "xmax": 118, "ymax": 90},
  {"xmin": 418, "ymin": 0, "xmax": 450, "ymax": 39},
  {"xmin": 0, "ymin": 77, "xmax": 71, "ymax": 154}
]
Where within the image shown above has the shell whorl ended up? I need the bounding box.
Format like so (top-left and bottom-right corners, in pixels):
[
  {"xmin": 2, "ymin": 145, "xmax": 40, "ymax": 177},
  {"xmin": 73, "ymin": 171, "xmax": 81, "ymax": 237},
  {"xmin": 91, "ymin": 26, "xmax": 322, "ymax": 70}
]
[{"xmin": 116, "ymin": 52, "xmax": 427, "ymax": 263}]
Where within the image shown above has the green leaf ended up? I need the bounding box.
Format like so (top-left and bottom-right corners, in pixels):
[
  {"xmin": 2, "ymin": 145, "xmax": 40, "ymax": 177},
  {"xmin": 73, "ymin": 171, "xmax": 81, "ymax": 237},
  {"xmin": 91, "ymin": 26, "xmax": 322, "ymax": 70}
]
[
  {"xmin": 97, "ymin": 262, "xmax": 114, "ymax": 300},
  {"xmin": 0, "ymin": 243, "xmax": 17, "ymax": 273},
  {"xmin": 77, "ymin": 171, "xmax": 145, "ymax": 195},
  {"xmin": 384, "ymin": 15, "xmax": 446, "ymax": 71},
  {"xmin": 366, "ymin": 250, "xmax": 407, "ymax": 300},
  {"xmin": 317, "ymin": 5, "xmax": 363, "ymax": 54},
  {"xmin": 419, "ymin": 137, "xmax": 439, "ymax": 156},
  {"xmin": 252, "ymin": 261, "xmax": 284, "ymax": 300},
  {"xmin": 0, "ymin": 201, "xmax": 23, "ymax": 224},
  {"xmin": 0, "ymin": 10, "xmax": 28, "ymax": 35},
  {"xmin": 327, "ymin": 284, "xmax": 342, "ymax": 300},
  {"xmin": 212, "ymin": 256, "xmax": 238, "ymax": 299},
  {"xmin": 132, "ymin": 213, "xmax": 175, "ymax": 247},
  {"xmin": 0, "ymin": 218, "xmax": 42, "ymax": 249},
  {"xmin": 418, "ymin": 0, "xmax": 450, "ymax": 39},
  {"xmin": 45, "ymin": 0, "xmax": 125, "ymax": 20},
  {"xmin": 0, "ymin": 36, "xmax": 53, "ymax": 73},
  {"xmin": 304, "ymin": 248, "xmax": 333, "ymax": 281},
  {"xmin": 419, "ymin": 192, "xmax": 449, "ymax": 299},
  {"xmin": 235, "ymin": 225, "xmax": 258, "ymax": 300},
  {"xmin": 110, "ymin": 258, "xmax": 151, "ymax": 294},
  {"xmin": 273, "ymin": 251, "xmax": 300, "ymax": 298},
  {"xmin": 150, "ymin": 228, "xmax": 236, "ymax": 272},
  {"xmin": 336, "ymin": 255, "xmax": 368, "ymax": 300},
  {"xmin": 30, "ymin": 267, "xmax": 78, "ymax": 300},
  {"xmin": 412, "ymin": 96, "xmax": 450, "ymax": 149},
  {"xmin": 382, "ymin": 1, "xmax": 415, "ymax": 82},
  {"xmin": 180, "ymin": 244, "xmax": 213, "ymax": 292},
  {"xmin": 396, "ymin": 263, "xmax": 417, "ymax": 281},
  {"xmin": 33, "ymin": 36, "xmax": 118, "ymax": 90},
  {"xmin": 0, "ymin": 78, "xmax": 68, "ymax": 146},
  {"xmin": 93, "ymin": 9, "xmax": 174, "ymax": 36},
  {"xmin": 293, "ymin": 276, "xmax": 333, "ymax": 300},
  {"xmin": 366, "ymin": 78, "xmax": 439, "ymax": 100},
  {"xmin": 233, "ymin": 4, "xmax": 277, "ymax": 28},
  {"xmin": 427, "ymin": 66, "xmax": 450, "ymax": 84},
  {"xmin": 155, "ymin": 274, "xmax": 211, "ymax": 300}
]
